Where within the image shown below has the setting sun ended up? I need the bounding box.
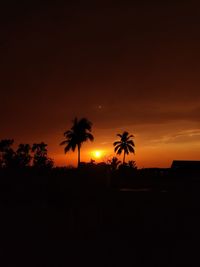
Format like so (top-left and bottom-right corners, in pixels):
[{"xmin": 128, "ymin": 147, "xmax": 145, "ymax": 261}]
[{"xmin": 92, "ymin": 150, "xmax": 103, "ymax": 159}]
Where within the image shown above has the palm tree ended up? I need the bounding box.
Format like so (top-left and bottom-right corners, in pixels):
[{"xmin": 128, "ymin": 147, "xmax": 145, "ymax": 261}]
[
  {"xmin": 113, "ymin": 131, "xmax": 135, "ymax": 164},
  {"xmin": 108, "ymin": 157, "xmax": 121, "ymax": 171},
  {"xmin": 60, "ymin": 117, "xmax": 94, "ymax": 167}
]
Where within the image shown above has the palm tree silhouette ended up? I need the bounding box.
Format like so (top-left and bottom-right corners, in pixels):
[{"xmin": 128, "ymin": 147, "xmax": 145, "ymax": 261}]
[
  {"xmin": 113, "ymin": 131, "xmax": 135, "ymax": 165},
  {"xmin": 60, "ymin": 117, "xmax": 94, "ymax": 167},
  {"xmin": 108, "ymin": 157, "xmax": 121, "ymax": 171}
]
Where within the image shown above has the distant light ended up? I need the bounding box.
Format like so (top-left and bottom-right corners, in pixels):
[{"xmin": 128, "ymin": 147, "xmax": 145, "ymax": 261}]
[{"xmin": 93, "ymin": 150, "xmax": 102, "ymax": 159}]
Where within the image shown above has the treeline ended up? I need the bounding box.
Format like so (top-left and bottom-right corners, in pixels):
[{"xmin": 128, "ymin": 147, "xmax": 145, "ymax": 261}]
[
  {"xmin": 0, "ymin": 117, "xmax": 137, "ymax": 171},
  {"xmin": 0, "ymin": 138, "xmax": 138, "ymax": 171},
  {"xmin": 0, "ymin": 139, "xmax": 53, "ymax": 169},
  {"xmin": 60, "ymin": 117, "xmax": 136, "ymax": 167}
]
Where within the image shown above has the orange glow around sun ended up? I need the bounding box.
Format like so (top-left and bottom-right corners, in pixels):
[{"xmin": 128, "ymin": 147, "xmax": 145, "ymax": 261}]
[{"xmin": 92, "ymin": 150, "xmax": 103, "ymax": 159}]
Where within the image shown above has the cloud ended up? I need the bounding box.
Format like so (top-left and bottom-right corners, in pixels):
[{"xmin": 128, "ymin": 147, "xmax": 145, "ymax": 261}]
[
  {"xmin": 89, "ymin": 103, "xmax": 200, "ymax": 130},
  {"xmin": 149, "ymin": 129, "xmax": 200, "ymax": 145}
]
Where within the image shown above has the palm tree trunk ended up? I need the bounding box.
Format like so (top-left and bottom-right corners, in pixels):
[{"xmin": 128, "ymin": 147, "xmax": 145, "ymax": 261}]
[
  {"xmin": 123, "ymin": 150, "xmax": 126, "ymax": 165},
  {"xmin": 78, "ymin": 143, "xmax": 81, "ymax": 168}
]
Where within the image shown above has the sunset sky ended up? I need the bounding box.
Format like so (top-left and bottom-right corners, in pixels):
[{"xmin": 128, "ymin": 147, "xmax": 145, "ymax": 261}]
[{"xmin": 1, "ymin": 1, "xmax": 200, "ymax": 167}]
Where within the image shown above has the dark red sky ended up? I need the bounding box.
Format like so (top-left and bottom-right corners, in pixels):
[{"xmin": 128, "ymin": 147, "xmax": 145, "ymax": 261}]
[{"xmin": 1, "ymin": 1, "xmax": 200, "ymax": 167}]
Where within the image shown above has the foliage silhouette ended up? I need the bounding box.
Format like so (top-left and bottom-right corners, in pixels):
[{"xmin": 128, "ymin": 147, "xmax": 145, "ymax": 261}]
[
  {"xmin": 60, "ymin": 117, "xmax": 94, "ymax": 167},
  {"xmin": 128, "ymin": 160, "xmax": 137, "ymax": 169},
  {"xmin": 15, "ymin": 144, "xmax": 32, "ymax": 168},
  {"xmin": 108, "ymin": 157, "xmax": 121, "ymax": 171},
  {"xmin": 32, "ymin": 142, "xmax": 53, "ymax": 168},
  {"xmin": 113, "ymin": 131, "xmax": 135, "ymax": 164},
  {"xmin": 0, "ymin": 139, "xmax": 14, "ymax": 151},
  {"xmin": 0, "ymin": 139, "xmax": 15, "ymax": 168}
]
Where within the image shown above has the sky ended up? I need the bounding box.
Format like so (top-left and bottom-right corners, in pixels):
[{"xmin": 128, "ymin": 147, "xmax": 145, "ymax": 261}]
[{"xmin": 1, "ymin": 1, "xmax": 200, "ymax": 167}]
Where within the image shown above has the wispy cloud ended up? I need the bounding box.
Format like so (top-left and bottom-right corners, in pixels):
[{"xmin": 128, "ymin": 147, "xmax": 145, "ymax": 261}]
[{"xmin": 149, "ymin": 129, "xmax": 200, "ymax": 145}]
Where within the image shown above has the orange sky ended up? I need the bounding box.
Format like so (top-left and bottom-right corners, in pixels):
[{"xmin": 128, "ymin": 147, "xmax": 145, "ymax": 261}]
[
  {"xmin": 47, "ymin": 120, "xmax": 200, "ymax": 168},
  {"xmin": 0, "ymin": 2, "xmax": 200, "ymax": 168}
]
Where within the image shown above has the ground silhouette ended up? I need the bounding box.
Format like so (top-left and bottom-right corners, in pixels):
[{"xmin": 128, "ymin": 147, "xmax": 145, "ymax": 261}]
[
  {"xmin": 0, "ymin": 128, "xmax": 200, "ymax": 266},
  {"xmin": 0, "ymin": 163, "xmax": 200, "ymax": 266}
]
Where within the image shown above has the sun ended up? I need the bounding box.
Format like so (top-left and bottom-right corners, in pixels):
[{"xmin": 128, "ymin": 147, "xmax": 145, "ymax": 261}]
[{"xmin": 92, "ymin": 150, "xmax": 103, "ymax": 159}]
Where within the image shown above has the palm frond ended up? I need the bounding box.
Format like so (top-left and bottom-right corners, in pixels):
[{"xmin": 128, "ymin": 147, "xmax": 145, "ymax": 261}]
[
  {"xmin": 116, "ymin": 147, "xmax": 123, "ymax": 155},
  {"xmin": 64, "ymin": 143, "xmax": 73, "ymax": 153},
  {"xmin": 122, "ymin": 131, "xmax": 129, "ymax": 137},
  {"xmin": 85, "ymin": 133, "xmax": 94, "ymax": 141},
  {"xmin": 79, "ymin": 118, "xmax": 92, "ymax": 130},
  {"xmin": 115, "ymin": 146, "xmax": 123, "ymax": 155},
  {"xmin": 127, "ymin": 144, "xmax": 135, "ymax": 153},
  {"xmin": 114, "ymin": 144, "xmax": 122, "ymax": 152},
  {"xmin": 60, "ymin": 140, "xmax": 69, "ymax": 146},
  {"xmin": 71, "ymin": 141, "xmax": 77, "ymax": 152},
  {"xmin": 127, "ymin": 140, "xmax": 135, "ymax": 146},
  {"xmin": 64, "ymin": 130, "xmax": 73, "ymax": 138},
  {"xmin": 113, "ymin": 141, "xmax": 121, "ymax": 146},
  {"xmin": 127, "ymin": 134, "xmax": 134, "ymax": 140},
  {"xmin": 124, "ymin": 146, "xmax": 129, "ymax": 155}
]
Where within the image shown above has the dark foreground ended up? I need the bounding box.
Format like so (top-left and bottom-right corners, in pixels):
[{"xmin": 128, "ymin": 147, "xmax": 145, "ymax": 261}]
[{"xmin": 0, "ymin": 169, "xmax": 200, "ymax": 266}]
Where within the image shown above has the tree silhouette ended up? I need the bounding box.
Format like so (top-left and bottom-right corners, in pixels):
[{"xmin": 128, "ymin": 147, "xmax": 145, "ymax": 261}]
[
  {"xmin": 16, "ymin": 144, "xmax": 31, "ymax": 168},
  {"xmin": 128, "ymin": 160, "xmax": 137, "ymax": 169},
  {"xmin": 0, "ymin": 139, "xmax": 15, "ymax": 168},
  {"xmin": 32, "ymin": 142, "xmax": 53, "ymax": 168},
  {"xmin": 60, "ymin": 117, "xmax": 94, "ymax": 167},
  {"xmin": 108, "ymin": 157, "xmax": 121, "ymax": 171},
  {"xmin": 113, "ymin": 131, "xmax": 135, "ymax": 164}
]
